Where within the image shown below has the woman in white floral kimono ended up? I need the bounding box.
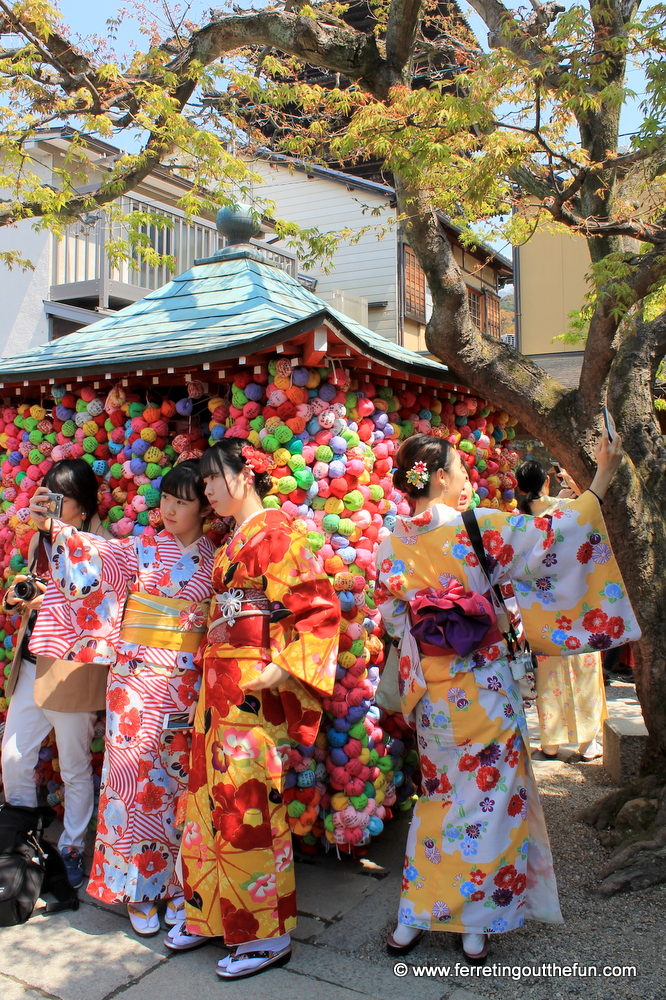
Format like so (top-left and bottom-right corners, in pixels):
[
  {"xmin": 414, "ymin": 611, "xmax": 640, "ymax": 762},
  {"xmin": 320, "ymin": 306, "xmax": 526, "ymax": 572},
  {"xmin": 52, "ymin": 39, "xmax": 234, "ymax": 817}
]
[{"xmin": 375, "ymin": 431, "xmax": 639, "ymax": 962}]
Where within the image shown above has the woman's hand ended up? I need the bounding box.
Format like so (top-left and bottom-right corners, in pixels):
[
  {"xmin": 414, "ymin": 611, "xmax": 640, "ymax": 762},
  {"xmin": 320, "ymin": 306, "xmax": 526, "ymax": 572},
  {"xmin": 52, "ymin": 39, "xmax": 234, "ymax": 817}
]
[
  {"xmin": 187, "ymin": 699, "xmax": 198, "ymax": 725},
  {"xmin": 29, "ymin": 486, "xmax": 54, "ymax": 533},
  {"xmin": 589, "ymin": 427, "xmax": 623, "ymax": 501},
  {"xmin": 243, "ymin": 662, "xmax": 289, "ymax": 692}
]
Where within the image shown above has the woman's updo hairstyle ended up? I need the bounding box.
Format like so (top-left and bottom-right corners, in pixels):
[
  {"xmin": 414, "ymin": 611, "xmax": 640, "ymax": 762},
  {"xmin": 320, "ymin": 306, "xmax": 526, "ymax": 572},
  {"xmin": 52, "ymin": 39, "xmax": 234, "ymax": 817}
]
[
  {"xmin": 516, "ymin": 460, "xmax": 548, "ymax": 515},
  {"xmin": 199, "ymin": 440, "xmax": 273, "ymax": 500},
  {"xmin": 393, "ymin": 434, "xmax": 456, "ymax": 498}
]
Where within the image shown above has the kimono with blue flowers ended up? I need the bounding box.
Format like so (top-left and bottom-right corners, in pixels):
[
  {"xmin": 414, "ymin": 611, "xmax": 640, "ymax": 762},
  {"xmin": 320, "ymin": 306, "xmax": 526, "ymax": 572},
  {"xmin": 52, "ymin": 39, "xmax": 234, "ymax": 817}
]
[
  {"xmin": 40, "ymin": 523, "xmax": 215, "ymax": 904},
  {"xmin": 375, "ymin": 492, "xmax": 640, "ymax": 935}
]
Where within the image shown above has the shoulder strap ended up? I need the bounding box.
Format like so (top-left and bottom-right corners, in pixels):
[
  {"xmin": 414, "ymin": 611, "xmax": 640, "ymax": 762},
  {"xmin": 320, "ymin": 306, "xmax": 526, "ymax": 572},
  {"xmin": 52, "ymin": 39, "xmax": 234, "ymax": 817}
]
[{"xmin": 461, "ymin": 510, "xmax": 515, "ymax": 642}]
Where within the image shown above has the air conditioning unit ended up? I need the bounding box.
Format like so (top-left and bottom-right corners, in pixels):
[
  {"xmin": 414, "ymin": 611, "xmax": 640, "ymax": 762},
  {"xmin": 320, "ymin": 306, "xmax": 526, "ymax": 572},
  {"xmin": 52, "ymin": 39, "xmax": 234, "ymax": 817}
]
[{"xmin": 501, "ymin": 333, "xmax": 516, "ymax": 348}]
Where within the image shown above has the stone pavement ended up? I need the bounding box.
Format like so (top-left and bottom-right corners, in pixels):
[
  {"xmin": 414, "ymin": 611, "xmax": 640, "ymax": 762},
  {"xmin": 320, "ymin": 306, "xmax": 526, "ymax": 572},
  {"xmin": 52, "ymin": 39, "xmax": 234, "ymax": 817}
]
[
  {"xmin": 0, "ymin": 679, "xmax": 647, "ymax": 1000},
  {"xmin": 1, "ymin": 812, "xmax": 488, "ymax": 1000}
]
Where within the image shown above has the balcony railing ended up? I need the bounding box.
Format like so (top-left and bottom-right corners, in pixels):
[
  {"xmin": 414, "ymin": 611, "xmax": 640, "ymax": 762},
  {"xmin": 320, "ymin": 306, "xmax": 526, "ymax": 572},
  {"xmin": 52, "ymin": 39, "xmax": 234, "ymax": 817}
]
[{"xmin": 51, "ymin": 195, "xmax": 297, "ymax": 307}]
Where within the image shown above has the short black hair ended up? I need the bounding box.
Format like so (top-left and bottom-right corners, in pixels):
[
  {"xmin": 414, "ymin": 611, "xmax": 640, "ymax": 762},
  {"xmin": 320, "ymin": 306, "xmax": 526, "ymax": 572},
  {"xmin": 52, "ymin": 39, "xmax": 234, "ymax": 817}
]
[
  {"xmin": 42, "ymin": 459, "xmax": 98, "ymax": 521},
  {"xmin": 161, "ymin": 460, "xmax": 207, "ymax": 508}
]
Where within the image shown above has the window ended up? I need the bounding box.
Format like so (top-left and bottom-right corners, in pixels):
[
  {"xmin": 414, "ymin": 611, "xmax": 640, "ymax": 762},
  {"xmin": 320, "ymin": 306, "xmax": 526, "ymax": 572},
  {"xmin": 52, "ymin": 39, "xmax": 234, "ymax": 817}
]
[
  {"xmin": 467, "ymin": 288, "xmax": 483, "ymax": 330},
  {"xmin": 486, "ymin": 294, "xmax": 501, "ymax": 339},
  {"xmin": 404, "ymin": 245, "xmax": 426, "ymax": 322}
]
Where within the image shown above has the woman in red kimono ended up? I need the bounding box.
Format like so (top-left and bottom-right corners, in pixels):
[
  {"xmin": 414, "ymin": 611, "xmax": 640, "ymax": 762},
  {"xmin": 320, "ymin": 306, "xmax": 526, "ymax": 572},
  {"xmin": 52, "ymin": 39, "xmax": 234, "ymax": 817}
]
[{"xmin": 170, "ymin": 439, "xmax": 340, "ymax": 980}]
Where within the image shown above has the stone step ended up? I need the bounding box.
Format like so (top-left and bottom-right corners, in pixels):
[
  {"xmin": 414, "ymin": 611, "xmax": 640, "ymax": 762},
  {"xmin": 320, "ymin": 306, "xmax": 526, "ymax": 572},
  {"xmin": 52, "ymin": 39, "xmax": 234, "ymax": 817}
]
[{"xmin": 603, "ymin": 716, "xmax": 648, "ymax": 785}]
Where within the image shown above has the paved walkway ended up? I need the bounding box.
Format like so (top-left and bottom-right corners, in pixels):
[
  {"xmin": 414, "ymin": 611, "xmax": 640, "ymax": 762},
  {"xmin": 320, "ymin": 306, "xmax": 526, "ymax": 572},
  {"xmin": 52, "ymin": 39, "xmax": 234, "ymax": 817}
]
[{"xmin": 0, "ymin": 678, "xmax": 655, "ymax": 1000}]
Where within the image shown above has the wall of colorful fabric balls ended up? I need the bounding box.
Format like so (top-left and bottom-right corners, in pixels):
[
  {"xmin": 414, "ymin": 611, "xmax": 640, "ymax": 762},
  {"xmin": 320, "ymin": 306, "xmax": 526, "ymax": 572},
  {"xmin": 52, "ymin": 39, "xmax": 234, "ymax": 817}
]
[{"xmin": 0, "ymin": 355, "xmax": 520, "ymax": 851}]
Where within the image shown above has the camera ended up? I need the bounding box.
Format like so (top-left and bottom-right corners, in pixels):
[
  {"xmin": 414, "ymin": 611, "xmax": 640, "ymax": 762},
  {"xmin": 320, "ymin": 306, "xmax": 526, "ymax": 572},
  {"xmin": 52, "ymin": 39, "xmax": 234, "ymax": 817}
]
[
  {"xmin": 40, "ymin": 492, "xmax": 63, "ymax": 518},
  {"xmin": 14, "ymin": 576, "xmax": 45, "ymax": 602}
]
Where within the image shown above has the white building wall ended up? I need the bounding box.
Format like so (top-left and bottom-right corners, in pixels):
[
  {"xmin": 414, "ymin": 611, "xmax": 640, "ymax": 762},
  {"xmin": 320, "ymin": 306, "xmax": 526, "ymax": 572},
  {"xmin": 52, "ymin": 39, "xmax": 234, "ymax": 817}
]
[
  {"xmin": 0, "ymin": 221, "xmax": 51, "ymax": 357},
  {"xmin": 250, "ymin": 160, "xmax": 399, "ymax": 342}
]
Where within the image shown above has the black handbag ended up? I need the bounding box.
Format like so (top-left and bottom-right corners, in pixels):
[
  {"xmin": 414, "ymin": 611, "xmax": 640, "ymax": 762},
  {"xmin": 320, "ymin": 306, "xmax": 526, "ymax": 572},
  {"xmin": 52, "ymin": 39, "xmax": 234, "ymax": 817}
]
[{"xmin": 0, "ymin": 804, "xmax": 79, "ymax": 926}]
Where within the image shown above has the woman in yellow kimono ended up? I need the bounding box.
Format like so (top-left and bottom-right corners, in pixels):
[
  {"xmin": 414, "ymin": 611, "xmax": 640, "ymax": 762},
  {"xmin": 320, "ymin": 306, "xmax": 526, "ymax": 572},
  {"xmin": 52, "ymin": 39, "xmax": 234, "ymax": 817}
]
[
  {"xmin": 516, "ymin": 460, "xmax": 607, "ymax": 760},
  {"xmin": 172, "ymin": 439, "xmax": 340, "ymax": 980},
  {"xmin": 375, "ymin": 432, "xmax": 639, "ymax": 962}
]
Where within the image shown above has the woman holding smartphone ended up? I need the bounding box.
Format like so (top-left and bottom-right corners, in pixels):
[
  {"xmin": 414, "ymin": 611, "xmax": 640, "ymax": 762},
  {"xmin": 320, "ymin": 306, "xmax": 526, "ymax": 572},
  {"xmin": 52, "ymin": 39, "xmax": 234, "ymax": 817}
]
[
  {"xmin": 3, "ymin": 459, "xmax": 108, "ymax": 889},
  {"xmin": 29, "ymin": 461, "xmax": 215, "ymax": 935}
]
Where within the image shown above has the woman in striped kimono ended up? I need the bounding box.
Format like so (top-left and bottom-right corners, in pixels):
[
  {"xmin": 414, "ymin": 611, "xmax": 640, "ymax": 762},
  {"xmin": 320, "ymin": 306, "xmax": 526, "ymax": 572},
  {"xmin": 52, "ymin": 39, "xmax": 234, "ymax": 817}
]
[{"xmin": 30, "ymin": 461, "xmax": 214, "ymax": 936}]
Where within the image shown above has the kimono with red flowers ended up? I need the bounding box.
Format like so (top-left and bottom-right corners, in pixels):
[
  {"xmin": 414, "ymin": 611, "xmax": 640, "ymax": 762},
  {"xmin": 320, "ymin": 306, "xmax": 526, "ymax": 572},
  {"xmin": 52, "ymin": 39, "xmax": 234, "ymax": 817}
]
[
  {"xmin": 40, "ymin": 521, "xmax": 215, "ymax": 904},
  {"xmin": 375, "ymin": 492, "xmax": 639, "ymax": 936},
  {"xmin": 181, "ymin": 508, "xmax": 340, "ymax": 945}
]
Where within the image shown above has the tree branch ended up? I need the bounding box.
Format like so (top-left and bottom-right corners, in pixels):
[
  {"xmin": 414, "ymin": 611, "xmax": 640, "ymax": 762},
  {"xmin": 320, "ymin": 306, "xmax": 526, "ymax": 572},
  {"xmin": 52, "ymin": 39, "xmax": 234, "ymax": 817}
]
[
  {"xmin": 578, "ymin": 247, "xmax": 666, "ymax": 415},
  {"xmin": 385, "ymin": 0, "xmax": 423, "ymax": 78},
  {"xmin": 167, "ymin": 11, "xmax": 394, "ymax": 99}
]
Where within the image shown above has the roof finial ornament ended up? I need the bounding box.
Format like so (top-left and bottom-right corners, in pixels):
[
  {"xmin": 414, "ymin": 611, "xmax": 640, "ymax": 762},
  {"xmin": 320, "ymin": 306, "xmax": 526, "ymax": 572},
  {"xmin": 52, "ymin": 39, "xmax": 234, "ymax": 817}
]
[{"xmin": 215, "ymin": 203, "xmax": 261, "ymax": 245}]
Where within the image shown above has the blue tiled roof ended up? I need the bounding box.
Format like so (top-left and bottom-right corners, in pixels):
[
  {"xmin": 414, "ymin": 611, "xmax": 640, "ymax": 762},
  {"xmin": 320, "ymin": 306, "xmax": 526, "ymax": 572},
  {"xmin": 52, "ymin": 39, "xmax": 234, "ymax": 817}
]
[{"xmin": 0, "ymin": 245, "xmax": 456, "ymax": 385}]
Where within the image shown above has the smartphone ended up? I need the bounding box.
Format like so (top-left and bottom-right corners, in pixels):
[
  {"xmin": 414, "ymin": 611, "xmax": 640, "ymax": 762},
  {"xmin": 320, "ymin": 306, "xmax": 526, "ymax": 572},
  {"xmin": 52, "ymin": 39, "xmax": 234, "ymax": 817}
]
[
  {"xmin": 41, "ymin": 492, "xmax": 63, "ymax": 518},
  {"xmin": 602, "ymin": 406, "xmax": 615, "ymax": 442},
  {"xmin": 162, "ymin": 711, "xmax": 192, "ymax": 732}
]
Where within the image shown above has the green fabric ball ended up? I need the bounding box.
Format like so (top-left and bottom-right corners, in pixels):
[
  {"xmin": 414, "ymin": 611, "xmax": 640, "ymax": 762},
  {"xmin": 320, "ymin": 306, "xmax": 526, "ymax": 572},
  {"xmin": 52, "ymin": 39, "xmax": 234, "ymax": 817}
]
[
  {"xmin": 29, "ymin": 429, "xmax": 43, "ymax": 444},
  {"xmin": 146, "ymin": 463, "xmax": 162, "ymax": 480},
  {"xmin": 29, "ymin": 449, "xmax": 43, "ymax": 465},
  {"xmin": 288, "ymin": 438, "xmax": 303, "ymax": 454},
  {"xmin": 337, "ymin": 518, "xmax": 355, "ymax": 537},
  {"xmin": 277, "ymin": 476, "xmax": 297, "ymax": 495},
  {"xmin": 262, "ymin": 435, "xmax": 279, "ymax": 453},
  {"xmin": 368, "ymin": 485, "xmax": 384, "ymax": 502},
  {"xmin": 306, "ymin": 531, "xmax": 324, "ymax": 552},
  {"xmin": 82, "ymin": 454, "xmax": 95, "ymax": 467},
  {"xmin": 294, "ymin": 469, "xmax": 313, "ymax": 489},
  {"xmin": 144, "ymin": 489, "xmax": 161, "ymax": 508},
  {"xmin": 46, "ymin": 433, "xmax": 57, "ymax": 445},
  {"xmin": 315, "ymin": 445, "xmax": 333, "ymax": 463},
  {"xmin": 110, "ymin": 463, "xmax": 123, "ymax": 480},
  {"xmin": 288, "ymin": 455, "xmax": 306, "ymax": 472},
  {"xmin": 137, "ymin": 510, "xmax": 150, "ymax": 526},
  {"xmin": 311, "ymin": 496, "xmax": 326, "ymax": 510},
  {"xmin": 322, "ymin": 513, "xmax": 340, "ymax": 533},
  {"xmin": 9, "ymin": 553, "xmax": 25, "ymax": 572},
  {"xmin": 401, "ymin": 420, "xmax": 414, "ymax": 438},
  {"xmin": 350, "ymin": 793, "xmax": 368, "ymax": 811},
  {"xmin": 24, "ymin": 417, "xmax": 38, "ymax": 431},
  {"xmin": 129, "ymin": 402, "xmax": 145, "ymax": 417},
  {"xmin": 262, "ymin": 495, "xmax": 281, "ymax": 509},
  {"xmin": 105, "ymin": 418, "xmax": 115, "ymax": 433},
  {"xmin": 83, "ymin": 436, "xmax": 97, "ymax": 453},
  {"xmin": 108, "ymin": 505, "xmax": 124, "ymax": 522},
  {"xmin": 274, "ymin": 424, "xmax": 293, "ymax": 444},
  {"xmin": 61, "ymin": 420, "xmax": 76, "ymax": 437},
  {"xmin": 250, "ymin": 416, "xmax": 265, "ymax": 432},
  {"xmin": 350, "ymin": 639, "xmax": 365, "ymax": 657},
  {"xmin": 75, "ymin": 399, "xmax": 89, "ymax": 413},
  {"xmin": 343, "ymin": 490, "xmax": 363, "ymax": 511},
  {"xmin": 287, "ymin": 800, "xmax": 306, "ymax": 818}
]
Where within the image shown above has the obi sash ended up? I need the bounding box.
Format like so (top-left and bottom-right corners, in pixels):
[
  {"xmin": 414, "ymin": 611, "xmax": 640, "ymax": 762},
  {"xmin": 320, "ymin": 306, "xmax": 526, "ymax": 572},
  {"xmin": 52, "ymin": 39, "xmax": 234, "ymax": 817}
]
[
  {"xmin": 120, "ymin": 592, "xmax": 210, "ymax": 653},
  {"xmin": 207, "ymin": 588, "xmax": 271, "ymax": 649}
]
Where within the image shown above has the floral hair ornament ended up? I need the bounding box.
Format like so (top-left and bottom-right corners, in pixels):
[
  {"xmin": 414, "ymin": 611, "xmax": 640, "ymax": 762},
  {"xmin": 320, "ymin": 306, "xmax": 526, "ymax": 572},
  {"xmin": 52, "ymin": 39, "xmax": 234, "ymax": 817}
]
[
  {"xmin": 241, "ymin": 444, "xmax": 274, "ymax": 476},
  {"xmin": 406, "ymin": 460, "xmax": 430, "ymax": 489}
]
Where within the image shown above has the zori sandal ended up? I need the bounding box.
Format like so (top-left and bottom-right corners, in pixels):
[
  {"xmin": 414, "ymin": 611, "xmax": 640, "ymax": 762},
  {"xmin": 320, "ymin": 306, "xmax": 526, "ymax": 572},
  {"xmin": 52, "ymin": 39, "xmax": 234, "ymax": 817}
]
[
  {"xmin": 163, "ymin": 919, "xmax": 209, "ymax": 951},
  {"xmin": 216, "ymin": 935, "xmax": 292, "ymax": 979},
  {"xmin": 164, "ymin": 895, "xmax": 186, "ymax": 926},
  {"xmin": 127, "ymin": 901, "xmax": 160, "ymax": 937}
]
